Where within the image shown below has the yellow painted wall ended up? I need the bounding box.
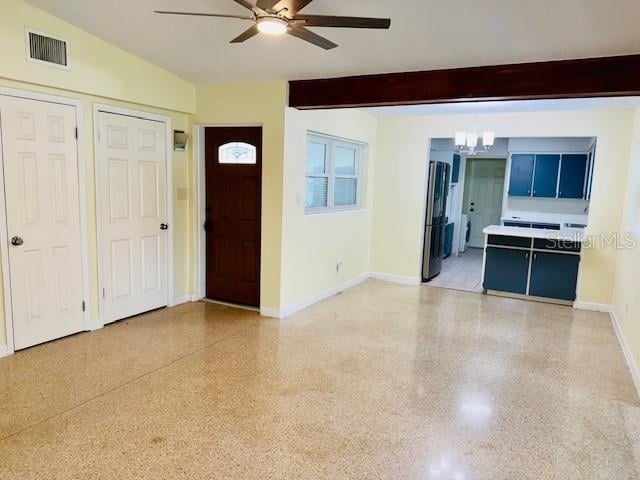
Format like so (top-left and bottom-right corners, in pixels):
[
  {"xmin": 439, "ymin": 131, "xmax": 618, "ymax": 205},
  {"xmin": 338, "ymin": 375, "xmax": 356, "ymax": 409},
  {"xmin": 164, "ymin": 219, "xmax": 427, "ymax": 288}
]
[
  {"xmin": 0, "ymin": 0, "xmax": 195, "ymax": 347},
  {"xmin": 281, "ymin": 107, "xmax": 377, "ymax": 308},
  {"xmin": 371, "ymin": 109, "xmax": 636, "ymax": 305},
  {"xmin": 612, "ymin": 106, "xmax": 640, "ymax": 377},
  {"xmin": 1, "ymin": 0, "xmax": 195, "ymax": 113},
  {"xmin": 194, "ymin": 81, "xmax": 288, "ymax": 311}
]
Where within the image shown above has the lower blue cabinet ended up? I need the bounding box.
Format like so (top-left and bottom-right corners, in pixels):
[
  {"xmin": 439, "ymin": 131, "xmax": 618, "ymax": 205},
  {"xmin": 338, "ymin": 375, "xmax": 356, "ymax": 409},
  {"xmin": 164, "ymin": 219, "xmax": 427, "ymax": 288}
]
[
  {"xmin": 528, "ymin": 252, "xmax": 580, "ymax": 301},
  {"xmin": 483, "ymin": 247, "xmax": 529, "ymax": 294}
]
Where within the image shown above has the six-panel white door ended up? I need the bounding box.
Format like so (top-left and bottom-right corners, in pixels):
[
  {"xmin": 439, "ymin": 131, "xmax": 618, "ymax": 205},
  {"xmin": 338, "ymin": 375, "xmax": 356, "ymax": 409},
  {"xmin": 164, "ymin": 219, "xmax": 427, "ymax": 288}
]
[
  {"xmin": 96, "ymin": 112, "xmax": 168, "ymax": 324},
  {"xmin": 0, "ymin": 96, "xmax": 85, "ymax": 350}
]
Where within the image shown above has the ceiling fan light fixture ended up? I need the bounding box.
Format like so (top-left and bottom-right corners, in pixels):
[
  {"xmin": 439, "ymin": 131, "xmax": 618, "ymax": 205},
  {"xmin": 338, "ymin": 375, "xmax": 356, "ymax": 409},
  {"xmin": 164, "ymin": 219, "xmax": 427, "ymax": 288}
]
[{"xmin": 256, "ymin": 16, "xmax": 288, "ymax": 35}]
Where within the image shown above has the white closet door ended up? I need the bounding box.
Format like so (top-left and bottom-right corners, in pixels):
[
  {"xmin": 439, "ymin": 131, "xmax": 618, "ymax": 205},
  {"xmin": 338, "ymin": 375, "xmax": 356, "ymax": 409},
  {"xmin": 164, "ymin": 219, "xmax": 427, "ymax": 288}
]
[
  {"xmin": 96, "ymin": 112, "xmax": 168, "ymax": 324},
  {"xmin": 0, "ymin": 96, "xmax": 84, "ymax": 350}
]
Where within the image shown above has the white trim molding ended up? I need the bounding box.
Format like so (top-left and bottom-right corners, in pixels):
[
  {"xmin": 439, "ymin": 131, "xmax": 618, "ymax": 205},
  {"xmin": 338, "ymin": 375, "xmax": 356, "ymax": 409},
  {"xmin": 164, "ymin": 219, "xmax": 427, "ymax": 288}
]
[
  {"xmin": 260, "ymin": 307, "xmax": 282, "ymax": 319},
  {"xmin": 262, "ymin": 273, "xmax": 370, "ymax": 319},
  {"xmin": 574, "ymin": 301, "xmax": 640, "ymax": 398},
  {"xmin": 610, "ymin": 307, "xmax": 640, "ymax": 398},
  {"xmin": 573, "ymin": 301, "xmax": 612, "ymax": 313},
  {"xmin": 370, "ymin": 272, "xmax": 422, "ymax": 286},
  {"xmin": 173, "ymin": 295, "xmax": 192, "ymax": 306},
  {"xmin": 0, "ymin": 344, "xmax": 9, "ymax": 359}
]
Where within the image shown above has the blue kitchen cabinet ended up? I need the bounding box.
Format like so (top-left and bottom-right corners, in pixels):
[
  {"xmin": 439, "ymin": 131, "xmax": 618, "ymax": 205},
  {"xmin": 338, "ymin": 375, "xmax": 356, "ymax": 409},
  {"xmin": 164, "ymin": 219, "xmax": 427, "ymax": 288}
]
[
  {"xmin": 528, "ymin": 252, "xmax": 580, "ymax": 301},
  {"xmin": 444, "ymin": 222, "xmax": 455, "ymax": 258},
  {"xmin": 451, "ymin": 154, "xmax": 461, "ymax": 183},
  {"xmin": 483, "ymin": 247, "xmax": 530, "ymax": 294},
  {"xmin": 558, "ymin": 154, "xmax": 588, "ymax": 199},
  {"xmin": 532, "ymin": 154, "xmax": 560, "ymax": 197},
  {"xmin": 508, "ymin": 154, "xmax": 534, "ymax": 196}
]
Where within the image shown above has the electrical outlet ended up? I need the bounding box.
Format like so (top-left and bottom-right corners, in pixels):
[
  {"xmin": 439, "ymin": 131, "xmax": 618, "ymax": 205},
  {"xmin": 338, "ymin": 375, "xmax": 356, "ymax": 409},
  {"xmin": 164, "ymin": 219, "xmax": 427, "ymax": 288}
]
[{"xmin": 336, "ymin": 261, "xmax": 343, "ymax": 274}]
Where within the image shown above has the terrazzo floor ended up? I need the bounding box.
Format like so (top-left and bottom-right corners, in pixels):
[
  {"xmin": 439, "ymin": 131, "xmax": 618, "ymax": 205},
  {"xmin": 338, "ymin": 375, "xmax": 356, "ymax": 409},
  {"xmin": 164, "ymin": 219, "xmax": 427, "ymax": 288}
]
[{"xmin": 0, "ymin": 280, "xmax": 638, "ymax": 479}]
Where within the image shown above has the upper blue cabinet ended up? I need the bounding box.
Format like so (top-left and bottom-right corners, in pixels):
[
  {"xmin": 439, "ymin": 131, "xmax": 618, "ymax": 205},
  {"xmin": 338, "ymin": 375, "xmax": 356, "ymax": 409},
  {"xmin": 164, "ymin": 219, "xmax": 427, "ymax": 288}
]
[
  {"xmin": 558, "ymin": 154, "xmax": 588, "ymax": 199},
  {"xmin": 508, "ymin": 154, "xmax": 534, "ymax": 196},
  {"xmin": 451, "ymin": 153, "xmax": 461, "ymax": 183},
  {"xmin": 508, "ymin": 152, "xmax": 590, "ymax": 199},
  {"xmin": 532, "ymin": 154, "xmax": 560, "ymax": 197}
]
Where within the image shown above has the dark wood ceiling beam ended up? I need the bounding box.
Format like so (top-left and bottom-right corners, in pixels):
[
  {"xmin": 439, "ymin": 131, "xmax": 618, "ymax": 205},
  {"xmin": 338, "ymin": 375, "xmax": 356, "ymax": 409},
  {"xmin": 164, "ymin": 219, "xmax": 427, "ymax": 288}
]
[{"xmin": 289, "ymin": 54, "xmax": 640, "ymax": 109}]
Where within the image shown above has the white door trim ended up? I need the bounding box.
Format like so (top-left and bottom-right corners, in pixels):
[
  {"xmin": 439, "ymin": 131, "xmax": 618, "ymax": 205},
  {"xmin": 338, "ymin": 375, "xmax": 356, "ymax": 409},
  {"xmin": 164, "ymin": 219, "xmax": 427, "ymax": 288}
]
[
  {"xmin": 0, "ymin": 87, "xmax": 92, "ymax": 355},
  {"xmin": 193, "ymin": 123, "xmax": 262, "ymax": 302},
  {"xmin": 93, "ymin": 104, "xmax": 175, "ymax": 328}
]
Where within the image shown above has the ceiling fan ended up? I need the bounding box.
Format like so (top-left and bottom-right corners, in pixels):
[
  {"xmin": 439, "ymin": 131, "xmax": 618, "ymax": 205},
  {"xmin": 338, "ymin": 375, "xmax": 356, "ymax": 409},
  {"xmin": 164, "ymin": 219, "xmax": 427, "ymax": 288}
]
[{"xmin": 154, "ymin": 0, "xmax": 391, "ymax": 50}]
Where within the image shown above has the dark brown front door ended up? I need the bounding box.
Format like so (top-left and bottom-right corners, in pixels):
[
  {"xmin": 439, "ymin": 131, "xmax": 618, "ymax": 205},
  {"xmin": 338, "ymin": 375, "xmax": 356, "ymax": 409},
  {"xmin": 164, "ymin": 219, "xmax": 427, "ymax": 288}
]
[{"xmin": 205, "ymin": 127, "xmax": 262, "ymax": 307}]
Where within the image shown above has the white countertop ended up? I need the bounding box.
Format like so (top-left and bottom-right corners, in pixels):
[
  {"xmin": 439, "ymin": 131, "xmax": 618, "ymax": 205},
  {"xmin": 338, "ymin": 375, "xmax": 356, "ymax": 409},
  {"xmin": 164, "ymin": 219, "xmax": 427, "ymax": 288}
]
[
  {"xmin": 483, "ymin": 225, "xmax": 586, "ymax": 242},
  {"xmin": 501, "ymin": 214, "xmax": 589, "ymax": 225}
]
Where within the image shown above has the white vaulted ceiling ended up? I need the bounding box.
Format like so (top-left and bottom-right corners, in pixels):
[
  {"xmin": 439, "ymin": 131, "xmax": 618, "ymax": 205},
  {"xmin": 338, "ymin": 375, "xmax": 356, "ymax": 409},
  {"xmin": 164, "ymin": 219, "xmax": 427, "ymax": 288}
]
[{"xmin": 26, "ymin": 0, "xmax": 640, "ymax": 83}]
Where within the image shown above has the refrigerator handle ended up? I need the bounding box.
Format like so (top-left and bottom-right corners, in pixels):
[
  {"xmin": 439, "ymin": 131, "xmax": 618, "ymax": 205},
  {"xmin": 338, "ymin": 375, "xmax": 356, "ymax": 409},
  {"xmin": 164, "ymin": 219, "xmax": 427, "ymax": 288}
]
[
  {"xmin": 422, "ymin": 161, "xmax": 437, "ymax": 280},
  {"xmin": 425, "ymin": 162, "xmax": 437, "ymax": 224}
]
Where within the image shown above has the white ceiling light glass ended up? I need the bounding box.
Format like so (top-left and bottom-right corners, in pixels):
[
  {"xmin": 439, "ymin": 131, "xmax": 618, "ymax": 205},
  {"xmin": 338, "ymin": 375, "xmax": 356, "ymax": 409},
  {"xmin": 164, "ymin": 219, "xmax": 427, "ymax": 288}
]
[
  {"xmin": 455, "ymin": 130, "xmax": 495, "ymax": 155},
  {"xmin": 256, "ymin": 17, "xmax": 288, "ymax": 35}
]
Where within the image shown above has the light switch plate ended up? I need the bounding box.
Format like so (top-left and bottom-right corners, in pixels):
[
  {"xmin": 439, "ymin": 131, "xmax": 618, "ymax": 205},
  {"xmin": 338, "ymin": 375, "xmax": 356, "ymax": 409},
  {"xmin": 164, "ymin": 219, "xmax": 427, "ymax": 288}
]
[{"xmin": 177, "ymin": 187, "xmax": 188, "ymax": 201}]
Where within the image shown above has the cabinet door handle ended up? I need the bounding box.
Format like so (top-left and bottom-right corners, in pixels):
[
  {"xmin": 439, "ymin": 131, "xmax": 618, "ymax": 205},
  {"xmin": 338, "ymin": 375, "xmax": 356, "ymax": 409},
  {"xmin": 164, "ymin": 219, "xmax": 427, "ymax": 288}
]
[
  {"xmin": 525, "ymin": 253, "xmax": 529, "ymax": 259},
  {"xmin": 533, "ymin": 253, "xmax": 537, "ymax": 260}
]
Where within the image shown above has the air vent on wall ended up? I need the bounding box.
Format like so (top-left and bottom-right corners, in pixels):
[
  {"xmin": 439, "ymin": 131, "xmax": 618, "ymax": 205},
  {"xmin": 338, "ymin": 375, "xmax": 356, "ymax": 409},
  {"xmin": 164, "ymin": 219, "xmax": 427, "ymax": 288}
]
[{"xmin": 26, "ymin": 30, "xmax": 69, "ymax": 68}]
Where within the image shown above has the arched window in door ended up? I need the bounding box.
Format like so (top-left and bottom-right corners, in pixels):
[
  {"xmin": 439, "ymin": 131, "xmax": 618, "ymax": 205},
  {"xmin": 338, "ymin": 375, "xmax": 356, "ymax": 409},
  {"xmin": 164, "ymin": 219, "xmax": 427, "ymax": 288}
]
[{"xmin": 218, "ymin": 142, "xmax": 257, "ymax": 164}]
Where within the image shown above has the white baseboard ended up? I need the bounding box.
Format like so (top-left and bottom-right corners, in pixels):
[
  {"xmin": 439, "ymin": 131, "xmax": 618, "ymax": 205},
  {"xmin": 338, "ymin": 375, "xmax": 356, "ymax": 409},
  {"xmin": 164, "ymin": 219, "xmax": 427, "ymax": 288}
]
[
  {"xmin": 369, "ymin": 272, "xmax": 421, "ymax": 286},
  {"xmin": 0, "ymin": 344, "xmax": 8, "ymax": 358},
  {"xmin": 610, "ymin": 307, "xmax": 640, "ymax": 399},
  {"xmin": 172, "ymin": 295, "xmax": 192, "ymax": 306},
  {"xmin": 264, "ymin": 273, "xmax": 370, "ymax": 319},
  {"xmin": 573, "ymin": 301, "xmax": 612, "ymax": 313},
  {"xmin": 190, "ymin": 294, "xmax": 202, "ymax": 302},
  {"xmin": 260, "ymin": 307, "xmax": 282, "ymax": 319},
  {"xmin": 85, "ymin": 318, "xmax": 103, "ymax": 331}
]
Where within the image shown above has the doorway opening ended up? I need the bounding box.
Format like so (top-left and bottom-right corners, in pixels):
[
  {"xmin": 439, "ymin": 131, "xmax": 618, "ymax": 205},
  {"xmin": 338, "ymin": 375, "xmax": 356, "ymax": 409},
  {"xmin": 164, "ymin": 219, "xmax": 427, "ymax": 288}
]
[
  {"xmin": 423, "ymin": 135, "xmax": 596, "ymax": 294},
  {"xmin": 203, "ymin": 126, "xmax": 262, "ymax": 308},
  {"xmin": 422, "ymin": 137, "xmax": 507, "ymax": 293}
]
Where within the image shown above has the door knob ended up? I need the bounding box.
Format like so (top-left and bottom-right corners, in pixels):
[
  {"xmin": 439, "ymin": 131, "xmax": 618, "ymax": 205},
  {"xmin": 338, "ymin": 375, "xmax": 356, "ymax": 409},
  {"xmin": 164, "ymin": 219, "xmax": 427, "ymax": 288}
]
[
  {"xmin": 11, "ymin": 236, "xmax": 23, "ymax": 246},
  {"xmin": 160, "ymin": 223, "xmax": 169, "ymax": 230}
]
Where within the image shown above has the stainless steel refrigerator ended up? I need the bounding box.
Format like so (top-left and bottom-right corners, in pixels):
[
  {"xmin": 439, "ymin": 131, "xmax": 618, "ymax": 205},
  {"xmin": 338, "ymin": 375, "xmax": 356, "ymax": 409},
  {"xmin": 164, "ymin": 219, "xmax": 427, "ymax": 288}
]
[{"xmin": 422, "ymin": 161, "xmax": 451, "ymax": 281}]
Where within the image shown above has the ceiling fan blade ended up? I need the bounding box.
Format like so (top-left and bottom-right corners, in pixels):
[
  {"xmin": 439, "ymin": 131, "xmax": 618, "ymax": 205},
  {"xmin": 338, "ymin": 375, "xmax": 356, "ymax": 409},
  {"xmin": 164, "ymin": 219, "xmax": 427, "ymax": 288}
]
[
  {"xmin": 256, "ymin": 0, "xmax": 280, "ymax": 9},
  {"xmin": 287, "ymin": 26, "xmax": 337, "ymax": 50},
  {"xmin": 232, "ymin": 0, "xmax": 256, "ymax": 11},
  {"xmin": 230, "ymin": 25, "xmax": 260, "ymax": 43},
  {"xmin": 293, "ymin": 15, "xmax": 391, "ymax": 29},
  {"xmin": 273, "ymin": 0, "xmax": 314, "ymax": 15},
  {"xmin": 154, "ymin": 10, "xmax": 253, "ymax": 20}
]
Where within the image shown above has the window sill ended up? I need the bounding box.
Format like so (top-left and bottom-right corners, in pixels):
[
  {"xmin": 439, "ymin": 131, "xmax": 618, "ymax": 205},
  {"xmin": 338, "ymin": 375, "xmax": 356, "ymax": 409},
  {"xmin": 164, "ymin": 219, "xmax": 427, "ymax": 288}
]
[{"xmin": 304, "ymin": 207, "xmax": 366, "ymax": 216}]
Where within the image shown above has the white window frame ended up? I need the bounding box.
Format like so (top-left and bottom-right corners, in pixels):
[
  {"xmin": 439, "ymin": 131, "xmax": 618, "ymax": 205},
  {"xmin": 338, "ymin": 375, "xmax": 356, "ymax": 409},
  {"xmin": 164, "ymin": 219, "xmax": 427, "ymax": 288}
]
[{"xmin": 305, "ymin": 133, "xmax": 363, "ymax": 214}]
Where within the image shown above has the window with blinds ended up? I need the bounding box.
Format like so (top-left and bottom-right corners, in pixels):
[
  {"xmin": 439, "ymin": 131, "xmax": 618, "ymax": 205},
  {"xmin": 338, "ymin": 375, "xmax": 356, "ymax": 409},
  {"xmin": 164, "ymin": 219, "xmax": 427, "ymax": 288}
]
[{"xmin": 305, "ymin": 134, "xmax": 363, "ymax": 213}]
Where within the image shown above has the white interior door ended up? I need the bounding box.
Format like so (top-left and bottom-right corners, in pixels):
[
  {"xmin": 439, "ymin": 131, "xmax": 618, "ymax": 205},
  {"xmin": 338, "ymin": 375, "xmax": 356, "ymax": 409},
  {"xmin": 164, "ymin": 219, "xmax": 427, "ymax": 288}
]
[
  {"xmin": 467, "ymin": 160, "xmax": 506, "ymax": 248},
  {"xmin": 97, "ymin": 112, "xmax": 168, "ymax": 324},
  {"xmin": 0, "ymin": 95, "xmax": 84, "ymax": 350}
]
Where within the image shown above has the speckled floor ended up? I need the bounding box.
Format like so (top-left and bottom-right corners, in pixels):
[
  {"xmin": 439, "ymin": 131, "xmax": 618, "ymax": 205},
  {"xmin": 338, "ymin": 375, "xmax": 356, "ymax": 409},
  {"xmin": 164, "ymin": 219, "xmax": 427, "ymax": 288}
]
[{"xmin": 0, "ymin": 280, "xmax": 638, "ymax": 479}]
